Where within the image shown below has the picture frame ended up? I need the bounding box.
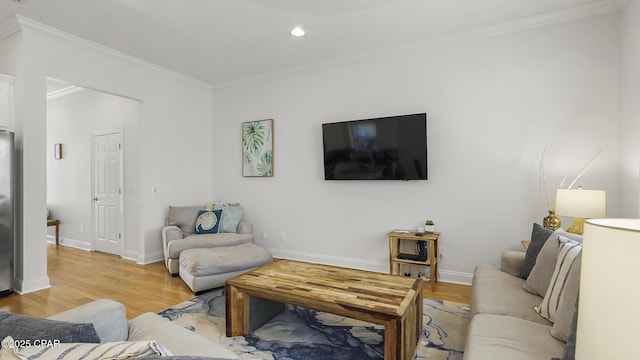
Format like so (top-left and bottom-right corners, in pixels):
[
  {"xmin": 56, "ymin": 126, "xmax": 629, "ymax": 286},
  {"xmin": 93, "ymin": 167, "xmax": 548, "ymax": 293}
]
[
  {"xmin": 54, "ymin": 143, "xmax": 62, "ymax": 159},
  {"xmin": 242, "ymin": 119, "xmax": 273, "ymax": 177}
]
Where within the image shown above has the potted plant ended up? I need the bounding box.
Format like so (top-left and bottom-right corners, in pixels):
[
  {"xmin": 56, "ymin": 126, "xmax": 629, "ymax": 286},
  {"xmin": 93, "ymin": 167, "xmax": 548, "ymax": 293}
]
[{"xmin": 424, "ymin": 220, "xmax": 435, "ymax": 233}]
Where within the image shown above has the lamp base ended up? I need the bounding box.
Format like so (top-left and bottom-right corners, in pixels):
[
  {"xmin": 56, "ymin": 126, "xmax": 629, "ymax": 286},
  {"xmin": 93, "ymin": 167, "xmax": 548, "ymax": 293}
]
[{"xmin": 566, "ymin": 217, "xmax": 585, "ymax": 235}]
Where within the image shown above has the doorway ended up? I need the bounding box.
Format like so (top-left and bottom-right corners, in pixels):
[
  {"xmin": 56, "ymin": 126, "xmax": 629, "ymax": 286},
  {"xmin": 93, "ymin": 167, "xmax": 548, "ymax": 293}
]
[{"xmin": 46, "ymin": 78, "xmax": 140, "ymax": 256}]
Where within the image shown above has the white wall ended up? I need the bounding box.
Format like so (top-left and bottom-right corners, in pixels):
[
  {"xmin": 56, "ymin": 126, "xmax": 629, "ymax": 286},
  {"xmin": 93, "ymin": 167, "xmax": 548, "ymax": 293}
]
[
  {"xmin": 0, "ymin": 9, "xmax": 630, "ymax": 290},
  {"xmin": 0, "ymin": 16, "xmax": 214, "ymax": 293},
  {"xmin": 212, "ymin": 14, "xmax": 621, "ymax": 283},
  {"xmin": 620, "ymin": 1, "xmax": 640, "ymax": 217},
  {"xmin": 0, "ymin": 23, "xmax": 20, "ymax": 76},
  {"xmin": 47, "ymin": 88, "xmax": 140, "ymax": 257}
]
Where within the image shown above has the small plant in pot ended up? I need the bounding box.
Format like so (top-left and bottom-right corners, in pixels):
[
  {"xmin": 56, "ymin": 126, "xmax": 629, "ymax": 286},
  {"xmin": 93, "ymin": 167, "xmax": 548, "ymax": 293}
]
[{"xmin": 424, "ymin": 220, "xmax": 435, "ymax": 233}]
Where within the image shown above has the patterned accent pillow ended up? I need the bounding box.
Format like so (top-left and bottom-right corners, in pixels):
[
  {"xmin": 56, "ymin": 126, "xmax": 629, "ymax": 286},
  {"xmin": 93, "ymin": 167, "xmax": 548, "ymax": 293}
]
[
  {"xmin": 550, "ymin": 241, "xmax": 582, "ymax": 342},
  {"xmin": 535, "ymin": 237, "xmax": 582, "ymax": 322},
  {"xmin": 524, "ymin": 229, "xmax": 582, "ymax": 297},
  {"xmin": 1, "ymin": 336, "xmax": 170, "ymax": 359},
  {"xmin": 194, "ymin": 210, "xmax": 223, "ymax": 234},
  {"xmin": 0, "ymin": 312, "xmax": 100, "ymax": 344}
]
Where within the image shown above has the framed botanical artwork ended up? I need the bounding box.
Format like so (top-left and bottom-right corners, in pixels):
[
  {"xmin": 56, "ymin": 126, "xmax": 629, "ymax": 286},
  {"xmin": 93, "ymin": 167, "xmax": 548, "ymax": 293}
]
[{"xmin": 242, "ymin": 119, "xmax": 273, "ymax": 177}]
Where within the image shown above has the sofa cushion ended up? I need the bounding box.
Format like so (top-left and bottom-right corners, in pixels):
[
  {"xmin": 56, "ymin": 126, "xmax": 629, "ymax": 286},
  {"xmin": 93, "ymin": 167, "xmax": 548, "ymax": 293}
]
[
  {"xmin": 180, "ymin": 243, "xmax": 272, "ymax": 277},
  {"xmin": 0, "ymin": 312, "xmax": 101, "ymax": 344},
  {"xmin": 48, "ymin": 298, "xmax": 128, "ymax": 343},
  {"xmin": 470, "ymin": 264, "xmax": 550, "ymax": 325},
  {"xmin": 128, "ymin": 313, "xmax": 238, "ymax": 359},
  {"xmin": 524, "ymin": 229, "xmax": 582, "ymax": 297},
  {"xmin": 2, "ymin": 336, "xmax": 169, "ymax": 359},
  {"xmin": 463, "ymin": 314, "xmax": 565, "ymax": 360},
  {"xmin": 519, "ymin": 223, "xmax": 553, "ymax": 279},
  {"xmin": 168, "ymin": 206, "xmax": 204, "ymax": 236},
  {"xmin": 194, "ymin": 210, "xmax": 223, "ymax": 234},
  {"xmin": 167, "ymin": 233, "xmax": 253, "ymax": 259},
  {"xmin": 500, "ymin": 251, "xmax": 525, "ymax": 277},
  {"xmin": 536, "ymin": 237, "xmax": 582, "ymax": 323}
]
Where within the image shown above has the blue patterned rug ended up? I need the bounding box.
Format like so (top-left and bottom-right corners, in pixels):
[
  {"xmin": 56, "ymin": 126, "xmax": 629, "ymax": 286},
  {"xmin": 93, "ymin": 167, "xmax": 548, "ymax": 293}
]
[{"xmin": 158, "ymin": 288, "xmax": 470, "ymax": 360}]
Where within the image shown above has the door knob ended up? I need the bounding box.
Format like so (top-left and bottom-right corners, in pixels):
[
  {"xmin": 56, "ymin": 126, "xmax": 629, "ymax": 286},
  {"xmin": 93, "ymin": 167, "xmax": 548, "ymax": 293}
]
[{"xmin": 93, "ymin": 197, "xmax": 98, "ymax": 201}]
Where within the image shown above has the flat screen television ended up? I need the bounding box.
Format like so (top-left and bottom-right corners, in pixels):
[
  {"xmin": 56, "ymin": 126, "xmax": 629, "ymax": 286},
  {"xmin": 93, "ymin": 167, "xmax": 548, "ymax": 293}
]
[{"xmin": 322, "ymin": 113, "xmax": 427, "ymax": 180}]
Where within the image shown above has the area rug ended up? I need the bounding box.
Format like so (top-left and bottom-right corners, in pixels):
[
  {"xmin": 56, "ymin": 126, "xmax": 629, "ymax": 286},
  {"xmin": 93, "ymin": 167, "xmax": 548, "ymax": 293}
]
[{"xmin": 158, "ymin": 288, "xmax": 470, "ymax": 360}]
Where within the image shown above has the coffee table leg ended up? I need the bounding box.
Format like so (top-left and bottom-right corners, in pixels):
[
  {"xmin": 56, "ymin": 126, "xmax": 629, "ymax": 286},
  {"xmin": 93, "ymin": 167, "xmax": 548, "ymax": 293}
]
[
  {"xmin": 384, "ymin": 319, "xmax": 401, "ymax": 360},
  {"xmin": 225, "ymin": 283, "xmax": 250, "ymax": 336},
  {"xmin": 385, "ymin": 286, "xmax": 423, "ymax": 360}
]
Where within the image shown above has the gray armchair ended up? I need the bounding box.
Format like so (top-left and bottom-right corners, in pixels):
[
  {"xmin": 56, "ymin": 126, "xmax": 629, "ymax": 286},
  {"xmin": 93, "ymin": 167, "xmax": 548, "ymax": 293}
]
[{"xmin": 161, "ymin": 205, "xmax": 254, "ymax": 275}]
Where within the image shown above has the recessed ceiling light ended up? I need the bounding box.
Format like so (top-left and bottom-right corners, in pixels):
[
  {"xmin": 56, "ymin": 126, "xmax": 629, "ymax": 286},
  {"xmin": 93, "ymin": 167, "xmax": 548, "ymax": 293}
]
[{"xmin": 290, "ymin": 26, "xmax": 305, "ymax": 37}]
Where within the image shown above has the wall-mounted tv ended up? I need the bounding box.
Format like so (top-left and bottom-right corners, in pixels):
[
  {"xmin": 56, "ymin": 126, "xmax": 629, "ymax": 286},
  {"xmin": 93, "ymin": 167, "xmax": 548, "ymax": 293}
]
[{"xmin": 322, "ymin": 113, "xmax": 427, "ymax": 180}]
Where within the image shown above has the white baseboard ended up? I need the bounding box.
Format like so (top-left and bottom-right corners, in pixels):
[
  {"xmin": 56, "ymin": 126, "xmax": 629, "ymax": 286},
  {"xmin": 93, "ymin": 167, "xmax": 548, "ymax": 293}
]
[
  {"xmin": 136, "ymin": 251, "xmax": 164, "ymax": 265},
  {"xmin": 267, "ymin": 248, "xmax": 473, "ymax": 285},
  {"xmin": 13, "ymin": 276, "xmax": 51, "ymax": 294},
  {"xmin": 438, "ymin": 270, "xmax": 473, "ymax": 286},
  {"xmin": 268, "ymin": 248, "xmax": 389, "ymax": 273},
  {"xmin": 42, "ymin": 239, "xmax": 475, "ymax": 285},
  {"xmin": 48, "ymin": 235, "xmax": 92, "ymax": 251},
  {"xmin": 47, "ymin": 236, "xmax": 156, "ymax": 265},
  {"xmin": 122, "ymin": 250, "xmax": 139, "ymax": 262}
]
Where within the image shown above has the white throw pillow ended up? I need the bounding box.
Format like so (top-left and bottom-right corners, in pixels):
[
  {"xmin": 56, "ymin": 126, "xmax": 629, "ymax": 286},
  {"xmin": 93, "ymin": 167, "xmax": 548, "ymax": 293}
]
[
  {"xmin": 0, "ymin": 336, "xmax": 170, "ymax": 359},
  {"xmin": 535, "ymin": 236, "xmax": 582, "ymax": 322}
]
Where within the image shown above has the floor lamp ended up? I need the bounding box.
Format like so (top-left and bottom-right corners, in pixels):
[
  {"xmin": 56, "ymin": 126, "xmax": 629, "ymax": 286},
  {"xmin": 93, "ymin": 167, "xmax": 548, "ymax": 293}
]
[
  {"xmin": 554, "ymin": 189, "xmax": 606, "ymax": 235},
  {"xmin": 576, "ymin": 218, "xmax": 640, "ymax": 359}
]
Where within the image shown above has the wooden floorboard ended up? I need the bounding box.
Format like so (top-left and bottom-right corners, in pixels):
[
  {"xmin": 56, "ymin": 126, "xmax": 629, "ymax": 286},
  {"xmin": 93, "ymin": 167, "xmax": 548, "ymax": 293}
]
[{"xmin": 0, "ymin": 244, "xmax": 471, "ymax": 320}]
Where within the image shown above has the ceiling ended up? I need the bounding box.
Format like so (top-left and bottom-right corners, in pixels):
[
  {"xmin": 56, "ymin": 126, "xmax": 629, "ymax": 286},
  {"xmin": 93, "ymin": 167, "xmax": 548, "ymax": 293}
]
[{"xmin": 0, "ymin": 0, "xmax": 624, "ymax": 85}]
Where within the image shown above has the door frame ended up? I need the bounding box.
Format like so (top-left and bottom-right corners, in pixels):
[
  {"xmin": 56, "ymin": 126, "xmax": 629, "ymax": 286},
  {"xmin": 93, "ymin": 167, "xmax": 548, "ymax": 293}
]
[{"xmin": 90, "ymin": 129, "xmax": 124, "ymax": 255}]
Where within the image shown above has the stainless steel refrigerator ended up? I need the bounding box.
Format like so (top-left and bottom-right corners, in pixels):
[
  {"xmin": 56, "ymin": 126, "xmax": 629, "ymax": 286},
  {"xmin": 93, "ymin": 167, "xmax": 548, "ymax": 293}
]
[{"xmin": 0, "ymin": 130, "xmax": 13, "ymax": 296}]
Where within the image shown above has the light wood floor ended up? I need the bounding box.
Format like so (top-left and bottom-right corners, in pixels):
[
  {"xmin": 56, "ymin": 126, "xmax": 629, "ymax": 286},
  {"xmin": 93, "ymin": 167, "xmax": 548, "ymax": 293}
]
[{"xmin": 0, "ymin": 244, "xmax": 471, "ymax": 319}]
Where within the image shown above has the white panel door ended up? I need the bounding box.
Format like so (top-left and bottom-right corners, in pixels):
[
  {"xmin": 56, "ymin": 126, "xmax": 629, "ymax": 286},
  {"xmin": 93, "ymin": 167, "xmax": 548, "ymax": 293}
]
[{"xmin": 93, "ymin": 131, "xmax": 123, "ymax": 256}]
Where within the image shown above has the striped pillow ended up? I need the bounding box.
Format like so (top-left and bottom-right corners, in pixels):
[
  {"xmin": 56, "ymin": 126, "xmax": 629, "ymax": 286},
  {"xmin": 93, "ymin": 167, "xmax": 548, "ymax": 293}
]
[
  {"xmin": 3, "ymin": 336, "xmax": 170, "ymax": 359},
  {"xmin": 535, "ymin": 236, "xmax": 582, "ymax": 322}
]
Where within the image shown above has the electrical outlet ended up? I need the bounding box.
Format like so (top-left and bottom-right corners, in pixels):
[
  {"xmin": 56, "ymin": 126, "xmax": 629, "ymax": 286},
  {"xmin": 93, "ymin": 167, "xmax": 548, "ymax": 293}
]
[
  {"xmin": 80, "ymin": 225, "xmax": 84, "ymax": 233},
  {"xmin": 261, "ymin": 231, "xmax": 267, "ymax": 240},
  {"xmin": 280, "ymin": 232, "xmax": 286, "ymax": 242},
  {"xmin": 440, "ymin": 247, "xmax": 447, "ymax": 259}
]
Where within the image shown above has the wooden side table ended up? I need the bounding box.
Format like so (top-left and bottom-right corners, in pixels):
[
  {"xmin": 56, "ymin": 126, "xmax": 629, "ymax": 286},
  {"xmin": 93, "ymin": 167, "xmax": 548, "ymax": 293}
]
[
  {"xmin": 387, "ymin": 231, "xmax": 439, "ymax": 291},
  {"xmin": 47, "ymin": 219, "xmax": 60, "ymax": 246}
]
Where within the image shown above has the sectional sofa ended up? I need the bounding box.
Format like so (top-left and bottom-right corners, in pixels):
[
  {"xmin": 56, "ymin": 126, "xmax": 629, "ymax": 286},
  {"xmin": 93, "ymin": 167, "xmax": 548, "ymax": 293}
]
[
  {"xmin": 0, "ymin": 298, "xmax": 237, "ymax": 359},
  {"xmin": 463, "ymin": 225, "xmax": 580, "ymax": 360}
]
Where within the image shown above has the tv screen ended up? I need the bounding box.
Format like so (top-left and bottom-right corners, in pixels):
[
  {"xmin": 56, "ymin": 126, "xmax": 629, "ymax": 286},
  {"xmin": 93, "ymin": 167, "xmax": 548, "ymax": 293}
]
[{"xmin": 322, "ymin": 113, "xmax": 427, "ymax": 180}]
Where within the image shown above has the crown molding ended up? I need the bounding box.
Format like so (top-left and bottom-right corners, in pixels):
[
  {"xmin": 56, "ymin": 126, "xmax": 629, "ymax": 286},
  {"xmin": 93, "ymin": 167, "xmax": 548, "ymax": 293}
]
[
  {"xmin": 46, "ymin": 85, "xmax": 84, "ymax": 100},
  {"xmin": 5, "ymin": 0, "xmax": 624, "ymax": 89},
  {"xmin": 15, "ymin": 15, "xmax": 212, "ymax": 90},
  {"xmin": 214, "ymin": 0, "xmax": 623, "ymax": 88},
  {"xmin": 456, "ymin": 0, "xmax": 622, "ymax": 39}
]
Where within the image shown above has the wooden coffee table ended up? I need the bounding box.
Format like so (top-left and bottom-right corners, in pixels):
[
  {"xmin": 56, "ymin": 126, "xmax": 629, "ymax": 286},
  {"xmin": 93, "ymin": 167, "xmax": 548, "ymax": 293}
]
[{"xmin": 225, "ymin": 259, "xmax": 423, "ymax": 360}]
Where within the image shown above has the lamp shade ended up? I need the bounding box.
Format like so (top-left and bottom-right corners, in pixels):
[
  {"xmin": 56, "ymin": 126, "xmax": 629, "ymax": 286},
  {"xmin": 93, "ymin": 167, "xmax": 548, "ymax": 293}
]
[
  {"xmin": 576, "ymin": 218, "xmax": 640, "ymax": 359},
  {"xmin": 554, "ymin": 189, "xmax": 606, "ymax": 218}
]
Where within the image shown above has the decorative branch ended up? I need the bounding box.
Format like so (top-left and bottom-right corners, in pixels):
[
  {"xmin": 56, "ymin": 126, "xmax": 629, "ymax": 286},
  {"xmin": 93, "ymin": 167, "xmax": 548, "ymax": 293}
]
[
  {"xmin": 538, "ymin": 147, "xmax": 602, "ymax": 211},
  {"xmin": 567, "ymin": 148, "xmax": 602, "ymax": 189},
  {"xmin": 537, "ymin": 148, "xmax": 553, "ymax": 210},
  {"xmin": 558, "ymin": 155, "xmax": 580, "ymax": 189}
]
